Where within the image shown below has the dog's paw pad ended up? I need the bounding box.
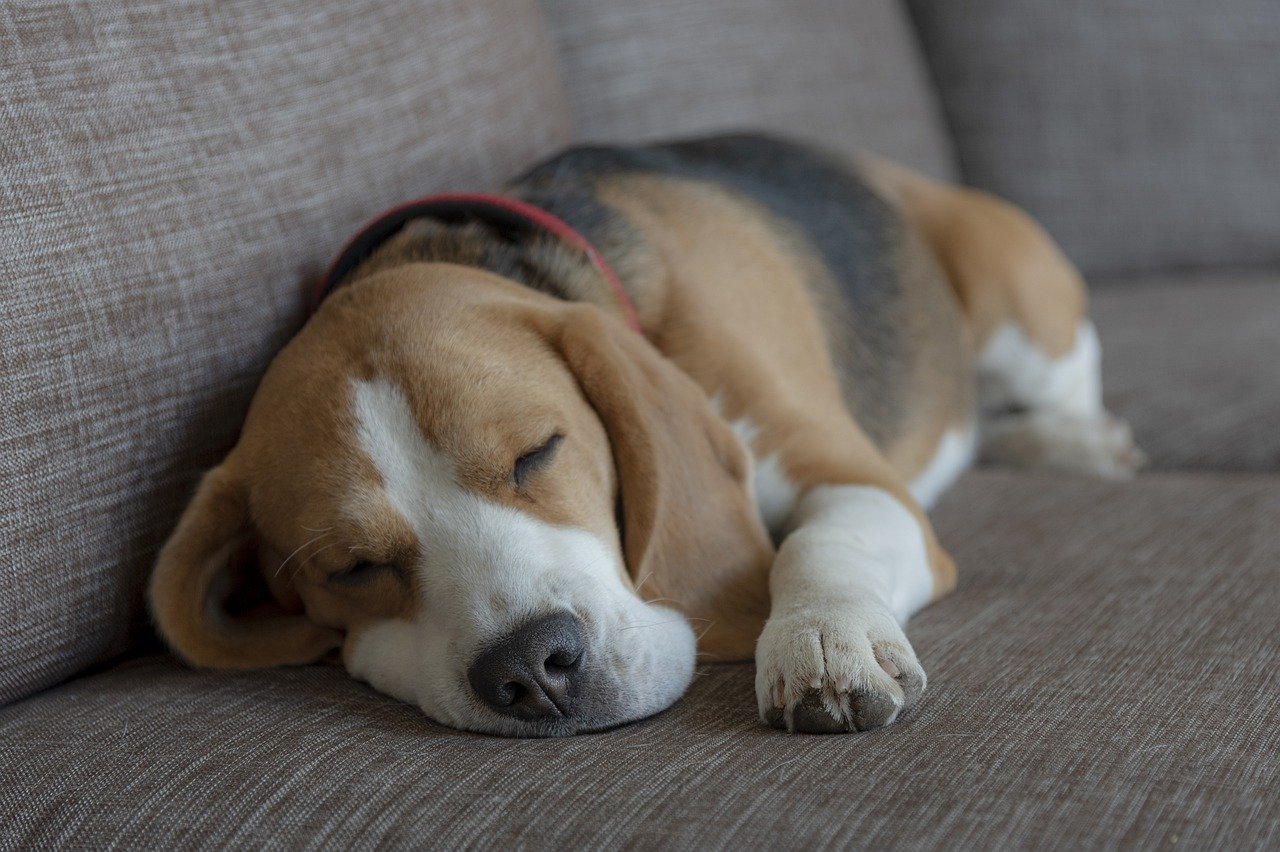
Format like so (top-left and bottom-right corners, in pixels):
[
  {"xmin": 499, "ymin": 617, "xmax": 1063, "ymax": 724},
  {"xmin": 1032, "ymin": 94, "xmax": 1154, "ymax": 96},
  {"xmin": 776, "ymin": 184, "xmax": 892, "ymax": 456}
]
[
  {"xmin": 790, "ymin": 693, "xmax": 848, "ymax": 734},
  {"xmin": 763, "ymin": 695, "xmax": 848, "ymax": 733}
]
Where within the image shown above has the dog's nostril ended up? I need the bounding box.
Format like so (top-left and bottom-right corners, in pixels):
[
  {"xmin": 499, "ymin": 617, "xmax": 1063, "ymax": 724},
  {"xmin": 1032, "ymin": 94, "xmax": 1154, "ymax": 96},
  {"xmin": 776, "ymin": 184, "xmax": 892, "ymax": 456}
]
[
  {"xmin": 495, "ymin": 681, "xmax": 525, "ymax": 708},
  {"xmin": 467, "ymin": 611, "xmax": 586, "ymax": 721}
]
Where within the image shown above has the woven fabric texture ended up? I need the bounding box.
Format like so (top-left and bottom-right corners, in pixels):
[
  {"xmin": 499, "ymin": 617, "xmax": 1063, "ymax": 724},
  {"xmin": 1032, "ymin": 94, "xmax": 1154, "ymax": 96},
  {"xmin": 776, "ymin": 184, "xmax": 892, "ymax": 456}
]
[
  {"xmin": 0, "ymin": 0, "xmax": 572, "ymax": 705},
  {"xmin": 2, "ymin": 471, "xmax": 1276, "ymax": 849},
  {"xmin": 1092, "ymin": 272, "xmax": 1280, "ymax": 472},
  {"xmin": 906, "ymin": 0, "xmax": 1280, "ymax": 275},
  {"xmin": 540, "ymin": 0, "xmax": 956, "ymax": 179}
]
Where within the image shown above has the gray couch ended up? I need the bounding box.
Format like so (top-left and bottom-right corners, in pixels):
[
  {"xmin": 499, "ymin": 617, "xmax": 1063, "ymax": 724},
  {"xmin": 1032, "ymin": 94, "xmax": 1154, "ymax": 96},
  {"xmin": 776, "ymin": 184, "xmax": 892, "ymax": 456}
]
[{"xmin": 2, "ymin": 1, "xmax": 1277, "ymax": 847}]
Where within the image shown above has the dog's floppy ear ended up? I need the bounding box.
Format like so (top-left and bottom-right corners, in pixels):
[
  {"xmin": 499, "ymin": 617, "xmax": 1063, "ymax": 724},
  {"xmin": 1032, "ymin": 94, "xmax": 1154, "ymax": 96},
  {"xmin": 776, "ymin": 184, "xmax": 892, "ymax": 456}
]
[
  {"xmin": 555, "ymin": 307, "xmax": 774, "ymax": 660},
  {"xmin": 149, "ymin": 463, "xmax": 341, "ymax": 669}
]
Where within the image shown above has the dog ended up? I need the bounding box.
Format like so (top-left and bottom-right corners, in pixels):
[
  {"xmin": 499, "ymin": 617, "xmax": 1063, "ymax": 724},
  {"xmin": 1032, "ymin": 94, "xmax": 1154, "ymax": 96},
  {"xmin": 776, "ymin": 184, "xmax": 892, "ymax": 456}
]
[{"xmin": 149, "ymin": 134, "xmax": 1141, "ymax": 736}]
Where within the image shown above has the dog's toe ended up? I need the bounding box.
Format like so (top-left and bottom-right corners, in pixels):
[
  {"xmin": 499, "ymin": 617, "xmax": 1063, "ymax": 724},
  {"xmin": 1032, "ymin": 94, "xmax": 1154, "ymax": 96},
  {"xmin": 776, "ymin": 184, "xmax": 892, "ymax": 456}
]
[
  {"xmin": 875, "ymin": 642, "xmax": 925, "ymax": 710},
  {"xmin": 755, "ymin": 609, "xmax": 925, "ymax": 734}
]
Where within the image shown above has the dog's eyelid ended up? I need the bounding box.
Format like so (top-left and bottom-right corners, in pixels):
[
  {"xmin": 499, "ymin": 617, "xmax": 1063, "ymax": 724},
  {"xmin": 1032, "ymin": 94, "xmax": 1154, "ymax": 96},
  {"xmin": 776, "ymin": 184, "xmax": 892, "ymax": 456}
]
[
  {"xmin": 327, "ymin": 560, "xmax": 400, "ymax": 586},
  {"xmin": 512, "ymin": 432, "xmax": 564, "ymax": 489}
]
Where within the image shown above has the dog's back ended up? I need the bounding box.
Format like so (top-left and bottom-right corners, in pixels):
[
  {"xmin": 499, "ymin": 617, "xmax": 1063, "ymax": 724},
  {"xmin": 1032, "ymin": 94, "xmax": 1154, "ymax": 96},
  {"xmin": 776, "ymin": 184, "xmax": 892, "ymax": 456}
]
[{"xmin": 510, "ymin": 134, "xmax": 972, "ymax": 468}]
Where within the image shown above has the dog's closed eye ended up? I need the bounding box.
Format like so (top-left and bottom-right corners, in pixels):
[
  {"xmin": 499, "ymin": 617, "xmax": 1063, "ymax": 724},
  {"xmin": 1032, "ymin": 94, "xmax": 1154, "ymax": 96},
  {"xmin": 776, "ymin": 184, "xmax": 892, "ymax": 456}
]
[
  {"xmin": 328, "ymin": 560, "xmax": 402, "ymax": 586},
  {"xmin": 513, "ymin": 433, "xmax": 563, "ymax": 490}
]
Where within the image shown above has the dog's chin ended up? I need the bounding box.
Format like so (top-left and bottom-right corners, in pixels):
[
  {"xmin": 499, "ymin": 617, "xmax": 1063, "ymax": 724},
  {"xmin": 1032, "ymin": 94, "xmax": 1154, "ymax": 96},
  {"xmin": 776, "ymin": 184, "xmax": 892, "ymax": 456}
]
[{"xmin": 345, "ymin": 603, "xmax": 699, "ymax": 738}]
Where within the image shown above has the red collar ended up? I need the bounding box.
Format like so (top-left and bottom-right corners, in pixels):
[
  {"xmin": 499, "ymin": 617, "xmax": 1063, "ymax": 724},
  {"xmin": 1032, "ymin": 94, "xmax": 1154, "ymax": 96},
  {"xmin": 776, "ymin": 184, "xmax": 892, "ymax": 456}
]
[{"xmin": 311, "ymin": 193, "xmax": 642, "ymax": 334}]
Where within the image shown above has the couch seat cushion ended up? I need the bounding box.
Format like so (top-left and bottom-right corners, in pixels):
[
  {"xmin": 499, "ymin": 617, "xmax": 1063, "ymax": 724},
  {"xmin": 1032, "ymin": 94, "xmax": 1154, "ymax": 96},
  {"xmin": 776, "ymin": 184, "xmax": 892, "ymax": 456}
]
[
  {"xmin": 1092, "ymin": 271, "xmax": 1280, "ymax": 472},
  {"xmin": 3, "ymin": 471, "xmax": 1276, "ymax": 848}
]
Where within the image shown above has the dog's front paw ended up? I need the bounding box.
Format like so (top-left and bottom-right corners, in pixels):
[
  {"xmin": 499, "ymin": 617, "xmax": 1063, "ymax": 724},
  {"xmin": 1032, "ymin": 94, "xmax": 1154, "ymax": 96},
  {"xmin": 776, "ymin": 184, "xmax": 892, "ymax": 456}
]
[{"xmin": 755, "ymin": 605, "xmax": 925, "ymax": 734}]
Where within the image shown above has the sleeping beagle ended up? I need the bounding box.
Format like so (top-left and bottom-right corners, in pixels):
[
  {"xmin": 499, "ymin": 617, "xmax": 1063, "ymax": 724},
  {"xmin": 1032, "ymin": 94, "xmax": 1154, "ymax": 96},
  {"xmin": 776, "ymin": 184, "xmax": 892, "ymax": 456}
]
[{"xmin": 149, "ymin": 134, "xmax": 1140, "ymax": 736}]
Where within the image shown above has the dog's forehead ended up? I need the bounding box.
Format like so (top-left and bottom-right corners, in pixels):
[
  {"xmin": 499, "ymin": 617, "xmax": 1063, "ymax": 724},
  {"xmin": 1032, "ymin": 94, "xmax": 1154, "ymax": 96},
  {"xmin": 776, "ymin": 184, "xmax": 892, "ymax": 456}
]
[
  {"xmin": 237, "ymin": 279, "xmax": 594, "ymax": 543},
  {"xmin": 326, "ymin": 274, "xmax": 573, "ymax": 427},
  {"xmin": 345, "ymin": 375, "xmax": 463, "ymax": 524}
]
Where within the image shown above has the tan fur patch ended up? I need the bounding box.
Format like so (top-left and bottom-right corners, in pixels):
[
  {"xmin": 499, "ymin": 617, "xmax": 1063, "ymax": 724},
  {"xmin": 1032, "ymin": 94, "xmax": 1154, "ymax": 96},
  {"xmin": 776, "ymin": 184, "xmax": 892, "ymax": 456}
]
[{"xmin": 859, "ymin": 154, "xmax": 1087, "ymax": 359}]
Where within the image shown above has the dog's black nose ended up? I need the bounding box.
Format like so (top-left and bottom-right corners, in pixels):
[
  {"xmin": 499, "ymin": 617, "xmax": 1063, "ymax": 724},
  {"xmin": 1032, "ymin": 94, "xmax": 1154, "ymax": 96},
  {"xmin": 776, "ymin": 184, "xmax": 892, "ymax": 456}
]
[{"xmin": 467, "ymin": 612, "xmax": 586, "ymax": 719}]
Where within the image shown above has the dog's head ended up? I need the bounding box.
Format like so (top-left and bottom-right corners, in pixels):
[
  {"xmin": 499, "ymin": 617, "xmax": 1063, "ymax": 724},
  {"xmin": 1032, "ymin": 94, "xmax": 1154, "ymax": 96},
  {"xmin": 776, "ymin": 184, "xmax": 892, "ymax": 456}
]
[{"xmin": 150, "ymin": 263, "xmax": 773, "ymax": 735}]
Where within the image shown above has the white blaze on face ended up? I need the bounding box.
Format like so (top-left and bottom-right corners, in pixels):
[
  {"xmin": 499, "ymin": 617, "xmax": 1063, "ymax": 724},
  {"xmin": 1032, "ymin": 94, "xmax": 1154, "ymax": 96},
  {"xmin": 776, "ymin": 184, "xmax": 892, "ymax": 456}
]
[{"xmin": 342, "ymin": 377, "xmax": 696, "ymax": 735}]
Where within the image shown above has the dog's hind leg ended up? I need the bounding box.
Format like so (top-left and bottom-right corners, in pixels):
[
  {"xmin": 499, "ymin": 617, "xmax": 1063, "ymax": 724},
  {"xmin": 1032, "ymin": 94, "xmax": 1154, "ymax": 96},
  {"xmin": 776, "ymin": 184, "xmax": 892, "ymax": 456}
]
[
  {"xmin": 974, "ymin": 317, "xmax": 1144, "ymax": 478},
  {"xmin": 861, "ymin": 155, "xmax": 1143, "ymax": 477}
]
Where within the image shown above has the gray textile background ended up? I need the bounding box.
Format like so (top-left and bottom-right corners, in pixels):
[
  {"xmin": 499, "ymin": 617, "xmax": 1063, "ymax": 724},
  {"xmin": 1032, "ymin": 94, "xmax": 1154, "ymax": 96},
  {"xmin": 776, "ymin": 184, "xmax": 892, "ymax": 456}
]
[
  {"xmin": 906, "ymin": 0, "xmax": 1280, "ymax": 275},
  {"xmin": 541, "ymin": 0, "xmax": 957, "ymax": 180},
  {"xmin": 0, "ymin": 0, "xmax": 572, "ymax": 705},
  {"xmin": 2, "ymin": 471, "xmax": 1277, "ymax": 848},
  {"xmin": 1093, "ymin": 272, "xmax": 1280, "ymax": 472}
]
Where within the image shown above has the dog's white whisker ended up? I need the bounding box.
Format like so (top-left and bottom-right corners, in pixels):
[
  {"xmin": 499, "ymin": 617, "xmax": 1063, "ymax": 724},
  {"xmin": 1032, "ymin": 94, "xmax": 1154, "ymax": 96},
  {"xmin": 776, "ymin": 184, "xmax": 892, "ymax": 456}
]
[
  {"xmin": 619, "ymin": 617, "xmax": 689, "ymax": 631},
  {"xmin": 293, "ymin": 541, "xmax": 341, "ymax": 579},
  {"xmin": 274, "ymin": 531, "xmax": 333, "ymax": 578}
]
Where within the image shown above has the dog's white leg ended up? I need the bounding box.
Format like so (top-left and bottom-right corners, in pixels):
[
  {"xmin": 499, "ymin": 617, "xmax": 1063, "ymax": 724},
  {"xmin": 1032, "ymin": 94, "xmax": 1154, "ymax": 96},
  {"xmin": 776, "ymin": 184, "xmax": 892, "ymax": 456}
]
[
  {"xmin": 978, "ymin": 320, "xmax": 1143, "ymax": 477},
  {"xmin": 754, "ymin": 484, "xmax": 933, "ymax": 733}
]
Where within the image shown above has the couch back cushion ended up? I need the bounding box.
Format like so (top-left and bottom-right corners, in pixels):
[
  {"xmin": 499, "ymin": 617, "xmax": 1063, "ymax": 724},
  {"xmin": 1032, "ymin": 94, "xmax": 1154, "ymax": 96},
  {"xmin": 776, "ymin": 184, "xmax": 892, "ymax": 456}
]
[
  {"xmin": 907, "ymin": 0, "xmax": 1280, "ymax": 276},
  {"xmin": 541, "ymin": 0, "xmax": 956, "ymax": 179},
  {"xmin": 0, "ymin": 0, "xmax": 570, "ymax": 704}
]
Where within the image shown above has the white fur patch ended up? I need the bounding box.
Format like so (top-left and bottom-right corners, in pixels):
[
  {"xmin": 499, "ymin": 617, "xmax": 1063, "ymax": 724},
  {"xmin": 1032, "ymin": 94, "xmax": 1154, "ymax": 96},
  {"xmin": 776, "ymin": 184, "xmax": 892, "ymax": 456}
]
[
  {"xmin": 978, "ymin": 320, "xmax": 1102, "ymax": 418},
  {"xmin": 976, "ymin": 320, "xmax": 1141, "ymax": 477},
  {"xmin": 771, "ymin": 485, "xmax": 933, "ymax": 623},
  {"xmin": 343, "ymin": 377, "xmax": 696, "ymax": 735},
  {"xmin": 908, "ymin": 427, "xmax": 976, "ymax": 509},
  {"xmin": 727, "ymin": 414, "xmax": 798, "ymax": 539}
]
